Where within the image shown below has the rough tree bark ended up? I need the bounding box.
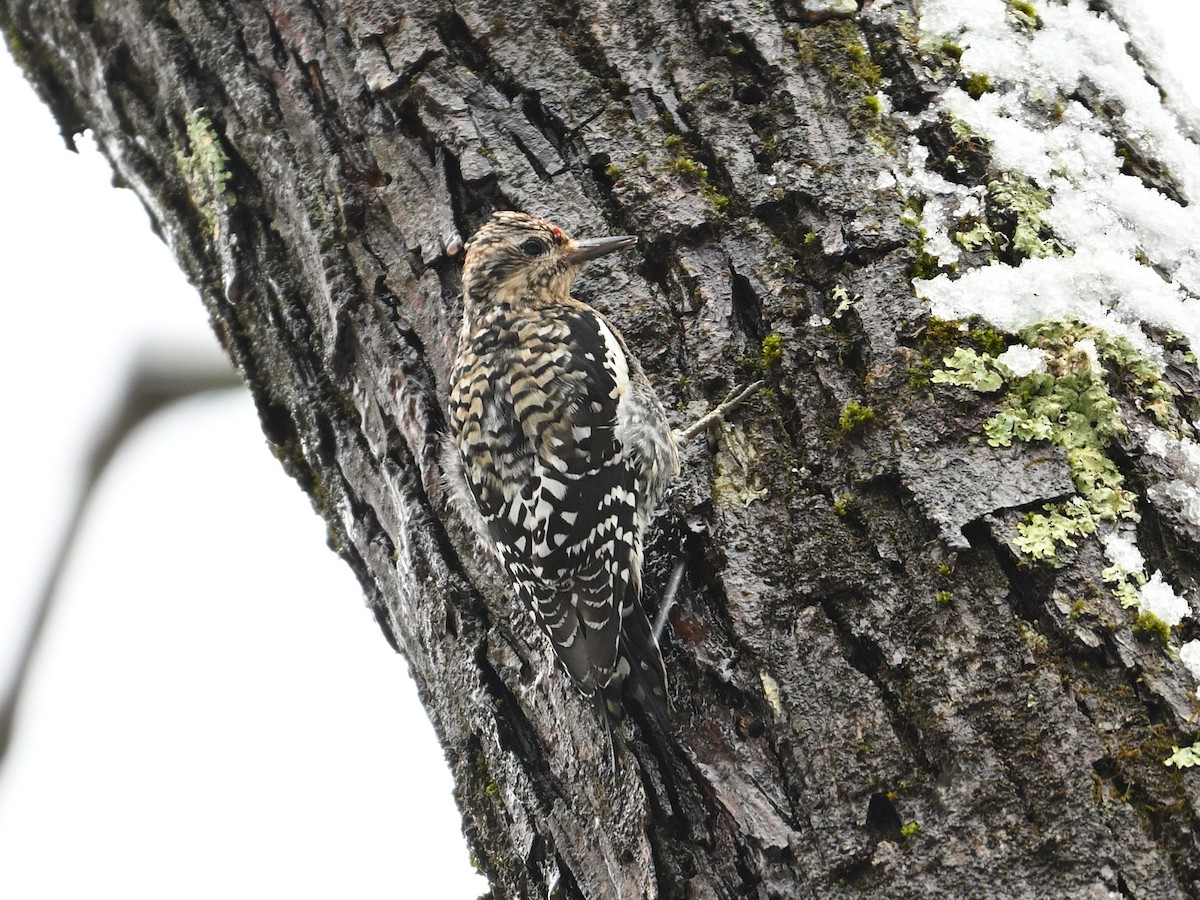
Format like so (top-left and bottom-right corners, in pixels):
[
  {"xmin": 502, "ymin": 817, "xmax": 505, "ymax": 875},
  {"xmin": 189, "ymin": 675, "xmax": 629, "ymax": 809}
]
[{"xmin": 5, "ymin": 0, "xmax": 1199, "ymax": 897}]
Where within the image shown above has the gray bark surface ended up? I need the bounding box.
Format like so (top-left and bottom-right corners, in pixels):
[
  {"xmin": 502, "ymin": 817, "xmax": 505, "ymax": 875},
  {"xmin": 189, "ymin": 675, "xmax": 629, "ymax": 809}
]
[{"xmin": 4, "ymin": 0, "xmax": 1199, "ymax": 896}]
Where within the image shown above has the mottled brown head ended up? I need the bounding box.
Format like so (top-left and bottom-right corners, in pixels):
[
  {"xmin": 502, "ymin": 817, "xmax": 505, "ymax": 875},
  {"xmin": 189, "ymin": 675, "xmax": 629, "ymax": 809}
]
[{"xmin": 460, "ymin": 211, "xmax": 636, "ymax": 311}]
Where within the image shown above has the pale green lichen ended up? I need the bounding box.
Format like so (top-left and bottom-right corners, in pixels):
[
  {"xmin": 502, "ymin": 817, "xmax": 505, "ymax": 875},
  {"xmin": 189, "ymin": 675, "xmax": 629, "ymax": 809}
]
[
  {"xmin": 954, "ymin": 220, "xmax": 995, "ymax": 252},
  {"xmin": 989, "ymin": 172, "xmax": 1069, "ymax": 259},
  {"xmin": 760, "ymin": 671, "xmax": 784, "ymax": 714},
  {"xmin": 831, "ymin": 284, "xmax": 857, "ymax": 318},
  {"xmin": 983, "ymin": 406, "xmax": 1055, "ymax": 445},
  {"xmin": 949, "ymin": 114, "xmax": 984, "ymax": 143},
  {"xmin": 1165, "ymin": 741, "xmax": 1200, "ymax": 769},
  {"xmin": 1102, "ymin": 561, "xmax": 1146, "ymax": 608},
  {"xmin": 930, "ymin": 347, "xmax": 1004, "ymax": 392},
  {"xmin": 1015, "ymin": 497, "xmax": 1098, "ymax": 560},
  {"xmin": 177, "ymin": 110, "xmax": 236, "ymax": 236},
  {"xmin": 713, "ymin": 424, "xmax": 769, "ymax": 508},
  {"xmin": 932, "ymin": 320, "xmax": 1178, "ymax": 562}
]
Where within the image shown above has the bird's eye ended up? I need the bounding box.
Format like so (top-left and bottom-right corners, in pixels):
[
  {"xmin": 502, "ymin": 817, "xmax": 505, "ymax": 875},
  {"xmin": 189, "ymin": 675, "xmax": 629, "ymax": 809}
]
[{"xmin": 521, "ymin": 238, "xmax": 548, "ymax": 257}]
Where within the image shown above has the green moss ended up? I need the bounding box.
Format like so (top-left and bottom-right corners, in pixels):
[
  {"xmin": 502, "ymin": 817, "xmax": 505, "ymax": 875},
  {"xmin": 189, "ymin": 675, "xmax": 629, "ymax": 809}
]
[
  {"xmin": 844, "ymin": 42, "xmax": 883, "ymax": 88},
  {"xmin": 913, "ymin": 248, "xmax": 942, "ymax": 280},
  {"xmin": 917, "ymin": 33, "xmax": 964, "ymax": 77},
  {"xmin": 923, "ymin": 316, "xmax": 964, "ymax": 346},
  {"xmin": 1132, "ymin": 611, "xmax": 1171, "ymax": 645},
  {"xmin": 666, "ymin": 151, "xmax": 730, "ymax": 213},
  {"xmin": 939, "ymin": 38, "xmax": 963, "ymax": 61},
  {"xmin": 839, "ymin": 401, "xmax": 876, "ymax": 434},
  {"xmin": 935, "ymin": 590, "xmax": 953, "ymax": 606},
  {"xmin": 604, "ymin": 163, "xmax": 621, "ymax": 178},
  {"xmin": 915, "ymin": 315, "xmax": 1006, "ymax": 379},
  {"xmin": 908, "ymin": 358, "xmax": 935, "ymax": 390},
  {"xmin": 910, "ymin": 229, "xmax": 943, "ymax": 280},
  {"xmin": 705, "ymin": 187, "xmax": 731, "ymax": 213},
  {"xmin": 832, "ymin": 494, "xmax": 853, "ymax": 517},
  {"xmin": 785, "ymin": 28, "xmax": 818, "ymax": 66},
  {"xmin": 922, "ymin": 317, "xmax": 1008, "ymax": 357},
  {"xmin": 965, "ymin": 73, "xmax": 992, "ymax": 99},
  {"xmin": 786, "ymin": 23, "xmax": 888, "ymax": 134},
  {"xmin": 973, "ymin": 327, "xmax": 1007, "ymax": 356},
  {"xmin": 761, "ymin": 333, "xmax": 784, "ymax": 370},
  {"xmin": 900, "ymin": 822, "xmax": 921, "ymax": 839},
  {"xmin": 1007, "ymin": 0, "xmax": 1041, "ymax": 29},
  {"xmin": 862, "ymin": 94, "xmax": 883, "ymax": 117},
  {"xmin": 842, "ymin": 39, "xmax": 883, "ymax": 88}
]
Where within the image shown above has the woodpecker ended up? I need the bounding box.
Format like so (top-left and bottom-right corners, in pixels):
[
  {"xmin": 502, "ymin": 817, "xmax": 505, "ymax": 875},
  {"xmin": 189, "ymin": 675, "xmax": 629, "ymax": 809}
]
[{"xmin": 444, "ymin": 211, "xmax": 678, "ymax": 729}]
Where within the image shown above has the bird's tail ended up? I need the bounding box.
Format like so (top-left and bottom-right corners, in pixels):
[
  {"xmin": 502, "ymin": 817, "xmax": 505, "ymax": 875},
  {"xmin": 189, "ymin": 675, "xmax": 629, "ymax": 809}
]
[{"xmin": 598, "ymin": 601, "xmax": 672, "ymax": 741}]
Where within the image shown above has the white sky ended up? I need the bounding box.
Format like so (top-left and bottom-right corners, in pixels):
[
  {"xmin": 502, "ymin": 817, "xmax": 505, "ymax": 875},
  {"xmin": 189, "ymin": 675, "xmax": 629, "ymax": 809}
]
[
  {"xmin": 0, "ymin": 3, "xmax": 1197, "ymax": 898},
  {"xmin": 0, "ymin": 41, "xmax": 485, "ymax": 900}
]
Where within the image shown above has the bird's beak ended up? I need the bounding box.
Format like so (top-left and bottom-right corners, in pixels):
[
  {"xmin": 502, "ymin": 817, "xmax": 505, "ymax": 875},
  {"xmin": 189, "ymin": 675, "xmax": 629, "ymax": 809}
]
[{"xmin": 567, "ymin": 234, "xmax": 637, "ymax": 265}]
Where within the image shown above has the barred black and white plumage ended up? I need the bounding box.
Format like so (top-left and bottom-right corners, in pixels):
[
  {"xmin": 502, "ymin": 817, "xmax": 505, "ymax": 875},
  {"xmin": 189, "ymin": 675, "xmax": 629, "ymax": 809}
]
[{"xmin": 444, "ymin": 211, "xmax": 678, "ymax": 728}]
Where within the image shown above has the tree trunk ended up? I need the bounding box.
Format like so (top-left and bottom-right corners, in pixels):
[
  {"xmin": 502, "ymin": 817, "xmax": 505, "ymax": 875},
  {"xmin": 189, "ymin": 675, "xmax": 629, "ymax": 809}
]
[{"xmin": 6, "ymin": 0, "xmax": 1200, "ymax": 896}]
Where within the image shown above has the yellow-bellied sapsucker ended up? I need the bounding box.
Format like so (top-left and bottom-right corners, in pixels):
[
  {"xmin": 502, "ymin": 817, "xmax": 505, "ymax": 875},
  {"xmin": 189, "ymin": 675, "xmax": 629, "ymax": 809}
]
[{"xmin": 444, "ymin": 211, "xmax": 678, "ymax": 728}]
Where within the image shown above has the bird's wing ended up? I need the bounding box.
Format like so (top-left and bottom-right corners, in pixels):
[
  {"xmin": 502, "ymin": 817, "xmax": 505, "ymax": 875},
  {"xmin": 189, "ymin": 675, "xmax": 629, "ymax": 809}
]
[{"xmin": 454, "ymin": 306, "xmax": 638, "ymax": 690}]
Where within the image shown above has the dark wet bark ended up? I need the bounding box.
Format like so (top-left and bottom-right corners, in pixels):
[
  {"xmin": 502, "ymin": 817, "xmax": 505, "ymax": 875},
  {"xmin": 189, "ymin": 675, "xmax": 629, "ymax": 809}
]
[{"xmin": 4, "ymin": 0, "xmax": 1198, "ymax": 897}]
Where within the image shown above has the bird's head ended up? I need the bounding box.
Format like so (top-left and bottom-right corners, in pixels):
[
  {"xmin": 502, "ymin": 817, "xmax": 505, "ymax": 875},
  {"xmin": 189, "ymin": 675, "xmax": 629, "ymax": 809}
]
[{"xmin": 460, "ymin": 211, "xmax": 636, "ymax": 310}]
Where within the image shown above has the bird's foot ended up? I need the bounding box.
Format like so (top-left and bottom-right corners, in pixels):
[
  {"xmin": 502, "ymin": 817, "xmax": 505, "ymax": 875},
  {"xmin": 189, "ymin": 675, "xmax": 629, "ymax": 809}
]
[
  {"xmin": 674, "ymin": 380, "xmax": 765, "ymax": 443},
  {"xmin": 652, "ymin": 557, "xmax": 687, "ymax": 641}
]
